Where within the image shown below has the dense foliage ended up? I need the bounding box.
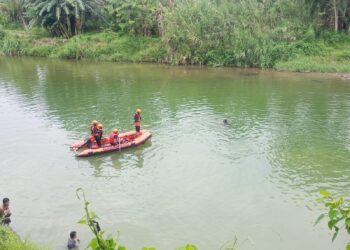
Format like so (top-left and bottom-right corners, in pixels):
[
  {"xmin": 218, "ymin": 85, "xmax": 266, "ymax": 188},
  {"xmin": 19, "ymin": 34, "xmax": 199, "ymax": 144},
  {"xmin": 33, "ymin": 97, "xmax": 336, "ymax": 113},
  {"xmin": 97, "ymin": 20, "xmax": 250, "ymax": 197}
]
[{"xmin": 0, "ymin": 0, "xmax": 350, "ymax": 68}]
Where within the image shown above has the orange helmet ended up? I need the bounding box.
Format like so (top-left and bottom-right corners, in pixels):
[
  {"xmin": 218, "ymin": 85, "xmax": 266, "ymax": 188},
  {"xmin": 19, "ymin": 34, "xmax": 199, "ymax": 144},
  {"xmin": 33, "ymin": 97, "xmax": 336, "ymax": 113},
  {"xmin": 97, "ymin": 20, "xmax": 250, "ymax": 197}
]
[
  {"xmin": 136, "ymin": 108, "xmax": 141, "ymax": 113},
  {"xmin": 112, "ymin": 129, "xmax": 119, "ymax": 134},
  {"xmin": 92, "ymin": 120, "xmax": 98, "ymax": 125},
  {"xmin": 97, "ymin": 124, "xmax": 103, "ymax": 129}
]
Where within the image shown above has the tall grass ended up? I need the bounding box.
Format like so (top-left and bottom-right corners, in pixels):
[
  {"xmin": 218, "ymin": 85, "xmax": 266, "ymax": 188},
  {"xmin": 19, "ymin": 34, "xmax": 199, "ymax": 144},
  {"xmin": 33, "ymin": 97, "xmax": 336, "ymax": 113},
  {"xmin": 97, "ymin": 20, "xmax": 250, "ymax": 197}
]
[
  {"xmin": 0, "ymin": 226, "xmax": 42, "ymax": 250},
  {"xmin": 161, "ymin": 0, "xmax": 322, "ymax": 67}
]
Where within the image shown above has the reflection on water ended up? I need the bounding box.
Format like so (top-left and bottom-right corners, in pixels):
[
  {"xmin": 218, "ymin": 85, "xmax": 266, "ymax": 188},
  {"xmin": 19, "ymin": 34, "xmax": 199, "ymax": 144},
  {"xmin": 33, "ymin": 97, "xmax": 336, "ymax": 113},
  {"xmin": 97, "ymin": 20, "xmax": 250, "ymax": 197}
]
[
  {"xmin": 77, "ymin": 141, "xmax": 152, "ymax": 177},
  {"xmin": 0, "ymin": 57, "xmax": 350, "ymax": 250}
]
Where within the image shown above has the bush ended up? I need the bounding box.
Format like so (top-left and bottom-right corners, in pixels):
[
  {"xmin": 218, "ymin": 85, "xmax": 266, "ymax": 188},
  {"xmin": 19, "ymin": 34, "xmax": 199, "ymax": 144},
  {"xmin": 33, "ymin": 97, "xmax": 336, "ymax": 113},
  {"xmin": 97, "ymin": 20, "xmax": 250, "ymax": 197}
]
[
  {"xmin": 53, "ymin": 38, "xmax": 83, "ymax": 59},
  {"xmin": 1, "ymin": 36, "xmax": 25, "ymax": 55},
  {"xmin": 25, "ymin": 45, "xmax": 55, "ymax": 57}
]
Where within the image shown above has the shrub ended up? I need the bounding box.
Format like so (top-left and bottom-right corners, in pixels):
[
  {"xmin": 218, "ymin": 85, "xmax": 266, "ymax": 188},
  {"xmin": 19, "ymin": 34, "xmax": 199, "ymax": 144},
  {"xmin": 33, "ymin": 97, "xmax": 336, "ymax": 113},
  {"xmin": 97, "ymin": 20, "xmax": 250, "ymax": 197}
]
[{"xmin": 1, "ymin": 36, "xmax": 24, "ymax": 55}]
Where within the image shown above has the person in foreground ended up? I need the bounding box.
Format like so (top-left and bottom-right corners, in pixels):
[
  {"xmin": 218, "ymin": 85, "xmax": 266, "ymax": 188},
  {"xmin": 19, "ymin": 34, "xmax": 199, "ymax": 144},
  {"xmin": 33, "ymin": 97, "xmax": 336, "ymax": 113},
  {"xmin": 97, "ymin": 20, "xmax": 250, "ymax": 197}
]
[
  {"xmin": 109, "ymin": 129, "xmax": 119, "ymax": 145},
  {"xmin": 67, "ymin": 231, "xmax": 80, "ymax": 250},
  {"xmin": 134, "ymin": 108, "xmax": 142, "ymax": 134},
  {"xmin": 0, "ymin": 198, "xmax": 11, "ymax": 225}
]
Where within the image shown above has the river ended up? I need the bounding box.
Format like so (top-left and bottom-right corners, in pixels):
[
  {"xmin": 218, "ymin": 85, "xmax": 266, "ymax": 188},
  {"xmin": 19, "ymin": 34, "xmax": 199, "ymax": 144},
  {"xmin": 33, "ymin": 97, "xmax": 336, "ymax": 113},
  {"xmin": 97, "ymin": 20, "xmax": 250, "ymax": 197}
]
[{"xmin": 0, "ymin": 57, "xmax": 349, "ymax": 250}]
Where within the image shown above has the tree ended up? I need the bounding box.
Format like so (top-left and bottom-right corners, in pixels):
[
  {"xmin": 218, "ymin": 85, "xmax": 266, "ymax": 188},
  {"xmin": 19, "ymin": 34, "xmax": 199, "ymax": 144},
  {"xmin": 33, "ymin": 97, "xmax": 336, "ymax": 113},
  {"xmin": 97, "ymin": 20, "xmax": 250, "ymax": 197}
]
[
  {"xmin": 303, "ymin": 0, "xmax": 350, "ymax": 31},
  {"xmin": 25, "ymin": 0, "xmax": 106, "ymax": 38},
  {"xmin": 106, "ymin": 0, "xmax": 159, "ymax": 36}
]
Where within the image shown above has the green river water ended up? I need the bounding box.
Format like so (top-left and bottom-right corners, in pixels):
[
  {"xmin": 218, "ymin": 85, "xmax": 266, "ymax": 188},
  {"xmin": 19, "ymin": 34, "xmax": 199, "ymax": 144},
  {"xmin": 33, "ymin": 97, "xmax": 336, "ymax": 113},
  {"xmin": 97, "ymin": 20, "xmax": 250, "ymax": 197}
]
[{"xmin": 0, "ymin": 57, "xmax": 349, "ymax": 250}]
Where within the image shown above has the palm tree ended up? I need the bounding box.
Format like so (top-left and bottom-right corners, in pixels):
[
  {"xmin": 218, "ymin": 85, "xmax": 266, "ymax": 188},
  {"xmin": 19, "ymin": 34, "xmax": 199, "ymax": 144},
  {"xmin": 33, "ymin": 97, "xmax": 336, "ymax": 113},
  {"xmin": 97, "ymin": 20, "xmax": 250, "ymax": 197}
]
[{"xmin": 25, "ymin": 0, "xmax": 105, "ymax": 37}]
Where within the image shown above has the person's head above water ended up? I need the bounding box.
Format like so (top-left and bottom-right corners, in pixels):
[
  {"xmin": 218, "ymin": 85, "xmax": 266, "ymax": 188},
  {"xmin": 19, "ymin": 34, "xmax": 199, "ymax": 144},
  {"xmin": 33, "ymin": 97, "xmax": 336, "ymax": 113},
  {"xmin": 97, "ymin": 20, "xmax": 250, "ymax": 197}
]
[
  {"xmin": 3, "ymin": 198, "xmax": 9, "ymax": 208},
  {"xmin": 70, "ymin": 231, "xmax": 77, "ymax": 239},
  {"xmin": 223, "ymin": 119, "xmax": 229, "ymax": 125}
]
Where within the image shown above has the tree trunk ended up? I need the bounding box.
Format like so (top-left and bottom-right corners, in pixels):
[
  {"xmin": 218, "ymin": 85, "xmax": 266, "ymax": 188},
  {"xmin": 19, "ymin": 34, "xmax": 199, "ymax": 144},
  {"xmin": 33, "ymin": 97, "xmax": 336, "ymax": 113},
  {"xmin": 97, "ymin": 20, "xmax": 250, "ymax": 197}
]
[
  {"xmin": 16, "ymin": 4, "xmax": 28, "ymax": 30},
  {"xmin": 333, "ymin": 0, "xmax": 339, "ymax": 31},
  {"xmin": 75, "ymin": 13, "xmax": 84, "ymax": 35},
  {"xmin": 66, "ymin": 16, "xmax": 72, "ymax": 37}
]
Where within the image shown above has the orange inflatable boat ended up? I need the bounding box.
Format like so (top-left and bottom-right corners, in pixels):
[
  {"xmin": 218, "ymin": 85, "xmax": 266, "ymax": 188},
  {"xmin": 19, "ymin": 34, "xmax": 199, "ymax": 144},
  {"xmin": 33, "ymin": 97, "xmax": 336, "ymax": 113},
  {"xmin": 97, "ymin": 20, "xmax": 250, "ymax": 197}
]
[{"xmin": 71, "ymin": 130, "xmax": 152, "ymax": 157}]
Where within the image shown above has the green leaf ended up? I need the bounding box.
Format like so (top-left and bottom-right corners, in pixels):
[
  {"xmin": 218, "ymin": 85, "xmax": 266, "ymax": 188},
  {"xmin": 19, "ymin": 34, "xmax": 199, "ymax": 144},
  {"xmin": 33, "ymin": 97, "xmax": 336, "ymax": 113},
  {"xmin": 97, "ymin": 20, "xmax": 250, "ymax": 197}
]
[
  {"xmin": 315, "ymin": 214, "xmax": 326, "ymax": 225},
  {"xmin": 77, "ymin": 219, "xmax": 86, "ymax": 225},
  {"xmin": 328, "ymin": 220, "xmax": 336, "ymax": 230},
  {"xmin": 186, "ymin": 245, "xmax": 198, "ymax": 250},
  {"xmin": 320, "ymin": 190, "xmax": 331, "ymax": 197},
  {"xmin": 329, "ymin": 209, "xmax": 340, "ymax": 220},
  {"xmin": 176, "ymin": 245, "xmax": 195, "ymax": 250},
  {"xmin": 346, "ymin": 243, "xmax": 350, "ymax": 250},
  {"xmin": 331, "ymin": 228, "xmax": 339, "ymax": 242},
  {"xmin": 88, "ymin": 238, "xmax": 99, "ymax": 249},
  {"xmin": 118, "ymin": 246, "xmax": 126, "ymax": 250},
  {"xmin": 346, "ymin": 218, "xmax": 350, "ymax": 227}
]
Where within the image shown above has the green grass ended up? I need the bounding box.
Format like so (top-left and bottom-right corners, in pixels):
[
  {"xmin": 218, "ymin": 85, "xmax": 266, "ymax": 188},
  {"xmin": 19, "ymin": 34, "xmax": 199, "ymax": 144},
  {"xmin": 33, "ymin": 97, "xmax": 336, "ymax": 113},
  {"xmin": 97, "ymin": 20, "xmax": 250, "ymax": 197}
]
[
  {"xmin": 275, "ymin": 43, "xmax": 350, "ymax": 73},
  {"xmin": 0, "ymin": 29, "xmax": 165, "ymax": 62},
  {"xmin": 0, "ymin": 225, "xmax": 43, "ymax": 250}
]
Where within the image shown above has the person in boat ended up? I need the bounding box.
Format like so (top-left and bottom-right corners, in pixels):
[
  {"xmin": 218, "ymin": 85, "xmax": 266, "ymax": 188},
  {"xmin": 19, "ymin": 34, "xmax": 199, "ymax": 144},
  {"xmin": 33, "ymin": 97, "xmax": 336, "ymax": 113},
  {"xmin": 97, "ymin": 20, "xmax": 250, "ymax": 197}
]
[
  {"xmin": 0, "ymin": 198, "xmax": 11, "ymax": 225},
  {"xmin": 78, "ymin": 136, "xmax": 95, "ymax": 150},
  {"xmin": 90, "ymin": 120, "xmax": 99, "ymax": 135},
  {"xmin": 95, "ymin": 124, "xmax": 103, "ymax": 147},
  {"xmin": 134, "ymin": 108, "xmax": 142, "ymax": 133},
  {"xmin": 77, "ymin": 120, "xmax": 99, "ymax": 149},
  {"xmin": 109, "ymin": 129, "xmax": 119, "ymax": 146}
]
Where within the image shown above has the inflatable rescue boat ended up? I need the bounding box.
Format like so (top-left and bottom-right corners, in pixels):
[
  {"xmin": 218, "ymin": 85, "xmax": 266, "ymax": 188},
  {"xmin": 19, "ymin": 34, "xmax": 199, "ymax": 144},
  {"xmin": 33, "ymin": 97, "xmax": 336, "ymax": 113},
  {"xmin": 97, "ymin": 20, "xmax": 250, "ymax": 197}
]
[{"xmin": 71, "ymin": 130, "xmax": 152, "ymax": 157}]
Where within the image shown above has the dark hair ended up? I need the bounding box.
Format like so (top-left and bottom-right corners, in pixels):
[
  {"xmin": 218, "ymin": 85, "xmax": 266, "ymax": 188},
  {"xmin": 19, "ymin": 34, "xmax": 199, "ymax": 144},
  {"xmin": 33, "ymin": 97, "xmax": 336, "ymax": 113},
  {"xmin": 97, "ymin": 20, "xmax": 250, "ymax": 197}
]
[
  {"xmin": 3, "ymin": 198, "xmax": 9, "ymax": 204},
  {"xmin": 70, "ymin": 231, "xmax": 76, "ymax": 239}
]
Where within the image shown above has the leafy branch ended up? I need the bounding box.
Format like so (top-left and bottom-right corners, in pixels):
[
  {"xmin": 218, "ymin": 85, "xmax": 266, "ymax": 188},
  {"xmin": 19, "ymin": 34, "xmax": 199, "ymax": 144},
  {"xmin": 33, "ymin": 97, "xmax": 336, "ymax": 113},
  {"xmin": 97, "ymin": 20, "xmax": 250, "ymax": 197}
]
[
  {"xmin": 76, "ymin": 188, "xmax": 122, "ymax": 250},
  {"xmin": 315, "ymin": 190, "xmax": 350, "ymax": 250}
]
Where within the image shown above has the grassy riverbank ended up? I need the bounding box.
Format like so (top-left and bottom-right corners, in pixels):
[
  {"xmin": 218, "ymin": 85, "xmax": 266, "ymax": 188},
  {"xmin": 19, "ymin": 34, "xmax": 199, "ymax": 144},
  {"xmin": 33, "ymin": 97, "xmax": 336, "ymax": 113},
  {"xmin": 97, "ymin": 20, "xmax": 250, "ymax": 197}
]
[
  {"xmin": 1, "ymin": 0, "xmax": 350, "ymax": 72},
  {"xmin": 0, "ymin": 28, "xmax": 165, "ymax": 62},
  {"xmin": 1, "ymin": 27, "xmax": 350, "ymax": 73},
  {"xmin": 275, "ymin": 42, "xmax": 350, "ymax": 73},
  {"xmin": 0, "ymin": 225, "xmax": 42, "ymax": 250}
]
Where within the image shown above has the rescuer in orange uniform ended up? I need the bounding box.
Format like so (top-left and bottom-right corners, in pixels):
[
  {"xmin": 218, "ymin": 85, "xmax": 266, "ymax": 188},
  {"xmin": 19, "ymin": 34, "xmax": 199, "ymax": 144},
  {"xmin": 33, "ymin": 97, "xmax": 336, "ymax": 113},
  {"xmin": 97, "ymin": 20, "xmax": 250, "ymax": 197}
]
[
  {"xmin": 90, "ymin": 120, "xmax": 99, "ymax": 135},
  {"xmin": 95, "ymin": 124, "xmax": 103, "ymax": 147},
  {"xmin": 109, "ymin": 129, "xmax": 119, "ymax": 145},
  {"xmin": 134, "ymin": 108, "xmax": 142, "ymax": 134}
]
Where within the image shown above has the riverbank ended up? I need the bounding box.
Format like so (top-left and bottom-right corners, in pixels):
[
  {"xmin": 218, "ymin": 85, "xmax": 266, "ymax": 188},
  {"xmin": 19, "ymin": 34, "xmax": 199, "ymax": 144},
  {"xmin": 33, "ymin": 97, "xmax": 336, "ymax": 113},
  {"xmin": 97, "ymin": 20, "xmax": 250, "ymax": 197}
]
[
  {"xmin": 0, "ymin": 28, "xmax": 165, "ymax": 62},
  {"xmin": 1, "ymin": 28, "xmax": 350, "ymax": 73},
  {"xmin": 0, "ymin": 225, "xmax": 42, "ymax": 250}
]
